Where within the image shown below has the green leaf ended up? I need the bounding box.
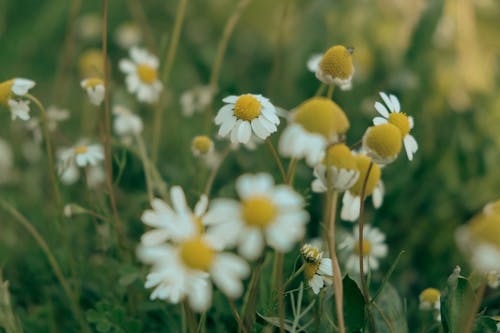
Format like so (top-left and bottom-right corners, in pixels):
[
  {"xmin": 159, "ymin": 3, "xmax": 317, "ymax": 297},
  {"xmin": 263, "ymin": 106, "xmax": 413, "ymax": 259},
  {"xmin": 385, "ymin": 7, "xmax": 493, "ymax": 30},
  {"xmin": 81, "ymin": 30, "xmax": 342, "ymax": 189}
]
[
  {"xmin": 441, "ymin": 267, "xmax": 475, "ymax": 333},
  {"xmin": 373, "ymin": 283, "xmax": 408, "ymax": 333},
  {"xmin": 472, "ymin": 316, "xmax": 498, "ymax": 333},
  {"xmin": 343, "ymin": 275, "xmax": 365, "ymax": 333}
]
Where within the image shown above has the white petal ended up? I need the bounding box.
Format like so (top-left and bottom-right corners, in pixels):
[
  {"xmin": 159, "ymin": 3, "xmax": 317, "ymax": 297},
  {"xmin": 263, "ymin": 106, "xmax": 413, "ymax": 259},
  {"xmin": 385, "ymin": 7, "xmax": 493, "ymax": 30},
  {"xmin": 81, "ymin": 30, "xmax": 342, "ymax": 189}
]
[
  {"xmin": 373, "ymin": 117, "xmax": 388, "ymax": 125},
  {"xmin": 194, "ymin": 195, "xmax": 208, "ymax": 217},
  {"xmin": 187, "ymin": 277, "xmax": 212, "ymax": 312},
  {"xmin": 374, "ymin": 102, "xmax": 389, "ymax": 118},
  {"xmin": 389, "ymin": 94, "xmax": 400, "ymax": 113},
  {"xmin": 170, "ymin": 186, "xmax": 188, "ymax": 213},
  {"xmin": 251, "ymin": 118, "xmax": 269, "ymax": 139},
  {"xmin": 341, "ymin": 192, "xmax": 360, "ymax": 222},
  {"xmin": 214, "ymin": 104, "xmax": 234, "ymax": 124},
  {"xmin": 237, "ymin": 121, "xmax": 252, "ymax": 144},
  {"xmin": 119, "ymin": 59, "xmax": 136, "ymax": 73},
  {"xmin": 238, "ymin": 228, "xmax": 264, "ymax": 260},
  {"xmin": 222, "ymin": 95, "xmax": 238, "ymax": 104},
  {"xmin": 379, "ymin": 92, "xmax": 394, "ymax": 112},
  {"xmin": 372, "ymin": 181, "xmax": 384, "ymax": 208},
  {"xmin": 12, "ymin": 78, "xmax": 35, "ymax": 95},
  {"xmin": 403, "ymin": 135, "xmax": 418, "ymax": 161}
]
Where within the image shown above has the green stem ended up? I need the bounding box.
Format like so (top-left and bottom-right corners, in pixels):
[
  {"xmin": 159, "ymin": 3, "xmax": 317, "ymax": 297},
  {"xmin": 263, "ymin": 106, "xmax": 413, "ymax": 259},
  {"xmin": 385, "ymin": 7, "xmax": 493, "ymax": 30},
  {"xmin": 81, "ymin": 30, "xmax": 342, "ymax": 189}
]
[
  {"xmin": 327, "ymin": 85, "xmax": 335, "ymax": 99},
  {"xmin": 203, "ymin": 145, "xmax": 232, "ymax": 197},
  {"xmin": 0, "ymin": 201, "xmax": 91, "ymax": 333},
  {"xmin": 227, "ymin": 296, "xmax": 247, "ymax": 333},
  {"xmin": 266, "ymin": 138, "xmax": 287, "ymax": 182},
  {"xmin": 135, "ymin": 134, "xmax": 154, "ymax": 203},
  {"xmin": 315, "ymin": 83, "xmax": 326, "ymax": 96},
  {"xmin": 242, "ymin": 258, "xmax": 264, "ymax": 331},
  {"xmin": 284, "ymin": 264, "xmax": 305, "ymax": 290},
  {"xmin": 286, "ymin": 158, "xmax": 297, "ymax": 185},
  {"xmin": 276, "ymin": 252, "xmax": 285, "ymax": 333}
]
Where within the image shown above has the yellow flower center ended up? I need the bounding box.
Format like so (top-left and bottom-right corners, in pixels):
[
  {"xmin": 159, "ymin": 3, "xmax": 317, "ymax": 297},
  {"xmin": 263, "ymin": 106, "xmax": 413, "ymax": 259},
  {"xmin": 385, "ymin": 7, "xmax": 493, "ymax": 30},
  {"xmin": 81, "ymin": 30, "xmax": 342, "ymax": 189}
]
[
  {"xmin": 354, "ymin": 239, "xmax": 372, "ymax": 256},
  {"xmin": 293, "ymin": 97, "xmax": 350, "ymax": 139},
  {"xmin": 242, "ymin": 196, "xmax": 276, "ymax": 228},
  {"xmin": 364, "ymin": 123, "xmax": 402, "ymax": 160},
  {"xmin": 191, "ymin": 136, "xmax": 213, "ymax": 154},
  {"xmin": 233, "ymin": 94, "xmax": 262, "ymax": 121},
  {"xmin": 469, "ymin": 213, "xmax": 500, "ymax": 250},
  {"xmin": 420, "ymin": 288, "xmax": 441, "ymax": 303},
  {"xmin": 73, "ymin": 146, "xmax": 89, "ymax": 154},
  {"xmin": 323, "ymin": 143, "xmax": 357, "ymax": 170},
  {"xmin": 301, "ymin": 244, "xmax": 322, "ymax": 264},
  {"xmin": 82, "ymin": 77, "xmax": 104, "ymax": 88},
  {"xmin": 304, "ymin": 262, "xmax": 320, "ymax": 280},
  {"xmin": 179, "ymin": 237, "xmax": 215, "ymax": 271},
  {"xmin": 137, "ymin": 64, "xmax": 158, "ymax": 84},
  {"xmin": 319, "ymin": 45, "xmax": 354, "ymax": 79},
  {"xmin": 0, "ymin": 80, "xmax": 14, "ymax": 105},
  {"xmin": 78, "ymin": 49, "xmax": 104, "ymax": 77},
  {"xmin": 388, "ymin": 112, "xmax": 410, "ymax": 137},
  {"xmin": 349, "ymin": 155, "xmax": 381, "ymax": 196}
]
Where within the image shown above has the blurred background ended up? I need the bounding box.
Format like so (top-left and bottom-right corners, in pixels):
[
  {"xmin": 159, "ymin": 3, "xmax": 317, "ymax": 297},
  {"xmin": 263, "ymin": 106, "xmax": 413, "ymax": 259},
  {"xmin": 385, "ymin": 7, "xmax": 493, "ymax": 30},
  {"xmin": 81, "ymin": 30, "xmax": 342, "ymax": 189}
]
[{"xmin": 0, "ymin": 0, "xmax": 499, "ymax": 331}]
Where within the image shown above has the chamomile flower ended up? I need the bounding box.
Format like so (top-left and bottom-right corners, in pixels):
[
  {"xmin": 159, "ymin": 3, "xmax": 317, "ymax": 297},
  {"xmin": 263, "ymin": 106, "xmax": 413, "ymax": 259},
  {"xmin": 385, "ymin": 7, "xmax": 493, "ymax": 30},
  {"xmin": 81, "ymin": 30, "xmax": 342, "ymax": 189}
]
[
  {"xmin": 455, "ymin": 199, "xmax": 500, "ymax": 273},
  {"xmin": 119, "ymin": 47, "xmax": 163, "ymax": 103},
  {"xmin": 341, "ymin": 224, "xmax": 388, "ymax": 274},
  {"xmin": 372, "ymin": 92, "xmax": 418, "ymax": 161},
  {"xmin": 341, "ymin": 154, "xmax": 384, "ymax": 222},
  {"xmin": 362, "ymin": 123, "xmax": 402, "ymax": 165},
  {"xmin": 180, "ymin": 85, "xmax": 214, "ymax": 117},
  {"xmin": 419, "ymin": 288, "xmax": 441, "ymax": 321},
  {"xmin": 214, "ymin": 94, "xmax": 279, "ymax": 144},
  {"xmin": 81, "ymin": 78, "xmax": 105, "ymax": 106},
  {"xmin": 114, "ymin": 22, "xmax": 142, "ymax": 49},
  {"xmin": 279, "ymin": 97, "xmax": 350, "ymax": 166},
  {"xmin": 204, "ymin": 173, "xmax": 309, "ymax": 260},
  {"xmin": 315, "ymin": 45, "xmax": 355, "ymax": 90},
  {"xmin": 0, "ymin": 78, "xmax": 35, "ymax": 121},
  {"xmin": 57, "ymin": 142, "xmax": 104, "ymax": 185},
  {"xmin": 191, "ymin": 136, "xmax": 214, "ymax": 157},
  {"xmin": 112, "ymin": 105, "xmax": 143, "ymax": 142},
  {"xmin": 300, "ymin": 244, "xmax": 333, "ymax": 294},
  {"xmin": 312, "ymin": 143, "xmax": 359, "ymax": 192},
  {"xmin": 138, "ymin": 186, "xmax": 250, "ymax": 312}
]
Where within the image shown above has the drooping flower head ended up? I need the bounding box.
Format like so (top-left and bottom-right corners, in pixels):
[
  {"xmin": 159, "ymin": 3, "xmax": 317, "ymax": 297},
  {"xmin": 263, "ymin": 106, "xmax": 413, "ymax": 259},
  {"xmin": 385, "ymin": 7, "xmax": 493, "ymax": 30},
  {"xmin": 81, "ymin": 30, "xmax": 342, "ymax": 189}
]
[
  {"xmin": 372, "ymin": 92, "xmax": 418, "ymax": 160},
  {"xmin": 279, "ymin": 97, "xmax": 350, "ymax": 166},
  {"xmin": 119, "ymin": 47, "xmax": 163, "ymax": 103},
  {"xmin": 315, "ymin": 45, "xmax": 355, "ymax": 90},
  {"xmin": 81, "ymin": 78, "xmax": 105, "ymax": 106},
  {"xmin": 0, "ymin": 78, "xmax": 35, "ymax": 121},
  {"xmin": 214, "ymin": 94, "xmax": 279, "ymax": 144},
  {"xmin": 312, "ymin": 143, "xmax": 359, "ymax": 192},
  {"xmin": 419, "ymin": 287, "xmax": 441, "ymax": 321},
  {"xmin": 204, "ymin": 173, "xmax": 309, "ymax": 260},
  {"xmin": 362, "ymin": 123, "xmax": 402, "ymax": 165},
  {"xmin": 300, "ymin": 244, "xmax": 333, "ymax": 294}
]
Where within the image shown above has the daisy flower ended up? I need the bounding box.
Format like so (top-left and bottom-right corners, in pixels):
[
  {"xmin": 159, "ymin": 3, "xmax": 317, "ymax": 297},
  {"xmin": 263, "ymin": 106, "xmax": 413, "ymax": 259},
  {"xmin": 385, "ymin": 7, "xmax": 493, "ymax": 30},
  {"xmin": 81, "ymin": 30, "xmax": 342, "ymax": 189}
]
[
  {"xmin": 180, "ymin": 85, "xmax": 214, "ymax": 117},
  {"xmin": 81, "ymin": 78, "xmax": 105, "ymax": 106},
  {"xmin": 0, "ymin": 78, "xmax": 36, "ymax": 121},
  {"xmin": 340, "ymin": 154, "xmax": 384, "ymax": 222},
  {"xmin": 341, "ymin": 224, "xmax": 388, "ymax": 274},
  {"xmin": 300, "ymin": 244, "xmax": 333, "ymax": 294},
  {"xmin": 57, "ymin": 142, "xmax": 104, "ymax": 185},
  {"xmin": 362, "ymin": 123, "xmax": 402, "ymax": 165},
  {"xmin": 119, "ymin": 47, "xmax": 163, "ymax": 103},
  {"xmin": 191, "ymin": 135, "xmax": 214, "ymax": 157},
  {"xmin": 214, "ymin": 94, "xmax": 279, "ymax": 144},
  {"xmin": 279, "ymin": 97, "xmax": 350, "ymax": 167},
  {"xmin": 312, "ymin": 143, "xmax": 359, "ymax": 192},
  {"xmin": 419, "ymin": 288, "xmax": 441, "ymax": 321},
  {"xmin": 112, "ymin": 105, "xmax": 143, "ymax": 142},
  {"xmin": 372, "ymin": 92, "xmax": 418, "ymax": 161},
  {"xmin": 204, "ymin": 173, "xmax": 309, "ymax": 260},
  {"xmin": 137, "ymin": 186, "xmax": 250, "ymax": 312},
  {"xmin": 314, "ymin": 45, "xmax": 355, "ymax": 90}
]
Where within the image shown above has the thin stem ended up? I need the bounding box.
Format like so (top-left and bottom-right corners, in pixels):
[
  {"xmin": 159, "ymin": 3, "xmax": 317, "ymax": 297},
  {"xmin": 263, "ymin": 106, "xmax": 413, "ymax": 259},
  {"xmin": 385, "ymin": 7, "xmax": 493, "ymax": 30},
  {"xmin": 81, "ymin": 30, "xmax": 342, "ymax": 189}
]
[
  {"xmin": 325, "ymin": 189, "xmax": 345, "ymax": 333},
  {"xmin": 242, "ymin": 258, "xmax": 264, "ymax": 331},
  {"xmin": 266, "ymin": 138, "xmax": 287, "ymax": 181},
  {"xmin": 227, "ymin": 297, "xmax": 248, "ymax": 333},
  {"xmin": 464, "ymin": 279, "xmax": 487, "ymax": 333},
  {"xmin": 26, "ymin": 94, "xmax": 62, "ymax": 217},
  {"xmin": 126, "ymin": 0, "xmax": 157, "ymax": 52},
  {"xmin": 315, "ymin": 83, "xmax": 326, "ymax": 96},
  {"xmin": 286, "ymin": 158, "xmax": 297, "ymax": 185},
  {"xmin": 102, "ymin": 0, "xmax": 125, "ymax": 252},
  {"xmin": 135, "ymin": 134, "xmax": 154, "ymax": 203},
  {"xmin": 284, "ymin": 264, "xmax": 305, "ymax": 290},
  {"xmin": 372, "ymin": 301, "xmax": 394, "ymax": 333},
  {"xmin": 358, "ymin": 161, "xmax": 376, "ymax": 333},
  {"xmin": 153, "ymin": 0, "xmax": 188, "ymax": 162},
  {"xmin": 0, "ymin": 201, "xmax": 91, "ymax": 333},
  {"xmin": 203, "ymin": 145, "xmax": 232, "ymax": 197},
  {"xmin": 276, "ymin": 252, "xmax": 285, "ymax": 333},
  {"xmin": 327, "ymin": 85, "xmax": 335, "ymax": 99},
  {"xmin": 208, "ymin": 0, "xmax": 252, "ymax": 93}
]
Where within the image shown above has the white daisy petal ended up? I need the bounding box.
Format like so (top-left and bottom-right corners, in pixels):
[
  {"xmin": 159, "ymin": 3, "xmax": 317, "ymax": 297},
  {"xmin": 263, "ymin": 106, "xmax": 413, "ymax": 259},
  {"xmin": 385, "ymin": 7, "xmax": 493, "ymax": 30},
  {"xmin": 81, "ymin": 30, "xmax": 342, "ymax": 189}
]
[{"xmin": 374, "ymin": 102, "xmax": 389, "ymax": 118}]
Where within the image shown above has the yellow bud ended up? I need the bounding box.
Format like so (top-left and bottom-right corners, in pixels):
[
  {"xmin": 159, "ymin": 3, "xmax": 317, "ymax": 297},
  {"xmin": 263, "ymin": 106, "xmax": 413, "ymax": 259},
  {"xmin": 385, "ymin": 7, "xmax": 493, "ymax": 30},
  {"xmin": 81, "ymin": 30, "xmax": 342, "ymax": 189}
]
[{"xmin": 319, "ymin": 45, "xmax": 354, "ymax": 80}]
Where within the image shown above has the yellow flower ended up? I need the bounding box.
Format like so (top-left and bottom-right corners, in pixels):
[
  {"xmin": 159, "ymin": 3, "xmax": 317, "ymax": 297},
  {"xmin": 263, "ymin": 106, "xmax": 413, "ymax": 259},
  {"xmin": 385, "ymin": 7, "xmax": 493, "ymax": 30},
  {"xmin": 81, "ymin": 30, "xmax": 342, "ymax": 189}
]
[
  {"xmin": 362, "ymin": 123, "xmax": 402, "ymax": 165},
  {"xmin": 315, "ymin": 45, "xmax": 355, "ymax": 90}
]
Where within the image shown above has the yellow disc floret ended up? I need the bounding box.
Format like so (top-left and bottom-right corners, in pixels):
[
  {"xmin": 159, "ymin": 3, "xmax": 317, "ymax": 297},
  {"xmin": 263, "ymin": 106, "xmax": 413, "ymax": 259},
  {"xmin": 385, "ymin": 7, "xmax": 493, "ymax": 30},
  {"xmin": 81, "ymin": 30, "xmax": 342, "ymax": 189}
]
[
  {"xmin": 301, "ymin": 244, "xmax": 322, "ymax": 264},
  {"xmin": 233, "ymin": 95, "xmax": 262, "ymax": 121},
  {"xmin": 293, "ymin": 97, "xmax": 350, "ymax": 139},
  {"xmin": 364, "ymin": 123, "xmax": 402, "ymax": 160},
  {"xmin": 319, "ymin": 45, "xmax": 354, "ymax": 80},
  {"xmin": 78, "ymin": 49, "xmax": 104, "ymax": 78},
  {"xmin": 180, "ymin": 237, "xmax": 215, "ymax": 271},
  {"xmin": 420, "ymin": 288, "xmax": 441, "ymax": 303},
  {"xmin": 354, "ymin": 239, "xmax": 372, "ymax": 256},
  {"xmin": 388, "ymin": 112, "xmax": 411, "ymax": 137},
  {"xmin": 82, "ymin": 77, "xmax": 104, "ymax": 88},
  {"xmin": 304, "ymin": 262, "xmax": 320, "ymax": 280},
  {"xmin": 74, "ymin": 146, "xmax": 89, "ymax": 154},
  {"xmin": 242, "ymin": 196, "xmax": 276, "ymax": 228},
  {"xmin": 191, "ymin": 136, "xmax": 213, "ymax": 155},
  {"xmin": 323, "ymin": 143, "xmax": 357, "ymax": 170},
  {"xmin": 137, "ymin": 64, "xmax": 158, "ymax": 84},
  {"xmin": 349, "ymin": 155, "xmax": 381, "ymax": 196},
  {"xmin": 0, "ymin": 80, "xmax": 14, "ymax": 105}
]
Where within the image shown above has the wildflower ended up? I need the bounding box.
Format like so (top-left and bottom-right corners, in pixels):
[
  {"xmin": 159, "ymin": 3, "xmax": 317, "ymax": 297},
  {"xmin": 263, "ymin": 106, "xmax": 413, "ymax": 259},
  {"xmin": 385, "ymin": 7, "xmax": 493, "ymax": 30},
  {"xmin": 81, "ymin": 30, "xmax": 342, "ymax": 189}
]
[
  {"xmin": 0, "ymin": 78, "xmax": 35, "ymax": 121},
  {"xmin": 214, "ymin": 94, "xmax": 279, "ymax": 144},
  {"xmin": 362, "ymin": 123, "xmax": 402, "ymax": 165},
  {"xmin": 372, "ymin": 92, "xmax": 418, "ymax": 160},
  {"xmin": 419, "ymin": 288, "xmax": 441, "ymax": 321},
  {"xmin": 26, "ymin": 106, "xmax": 69, "ymax": 143},
  {"xmin": 455, "ymin": 199, "xmax": 500, "ymax": 273},
  {"xmin": 57, "ymin": 142, "xmax": 104, "ymax": 185},
  {"xmin": 191, "ymin": 136, "xmax": 214, "ymax": 157},
  {"xmin": 315, "ymin": 45, "xmax": 355, "ymax": 90},
  {"xmin": 119, "ymin": 47, "xmax": 163, "ymax": 103},
  {"xmin": 312, "ymin": 143, "xmax": 359, "ymax": 192},
  {"xmin": 138, "ymin": 186, "xmax": 250, "ymax": 312},
  {"xmin": 341, "ymin": 154, "xmax": 384, "ymax": 221},
  {"xmin": 180, "ymin": 85, "xmax": 214, "ymax": 117},
  {"xmin": 279, "ymin": 97, "xmax": 350, "ymax": 166},
  {"xmin": 78, "ymin": 49, "xmax": 104, "ymax": 78},
  {"xmin": 0, "ymin": 137, "xmax": 14, "ymax": 185},
  {"xmin": 112, "ymin": 105, "xmax": 143, "ymax": 141},
  {"xmin": 81, "ymin": 78, "xmax": 105, "ymax": 106},
  {"xmin": 114, "ymin": 22, "xmax": 142, "ymax": 49},
  {"xmin": 300, "ymin": 244, "xmax": 333, "ymax": 294},
  {"xmin": 204, "ymin": 173, "xmax": 309, "ymax": 260},
  {"xmin": 341, "ymin": 224, "xmax": 388, "ymax": 274}
]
